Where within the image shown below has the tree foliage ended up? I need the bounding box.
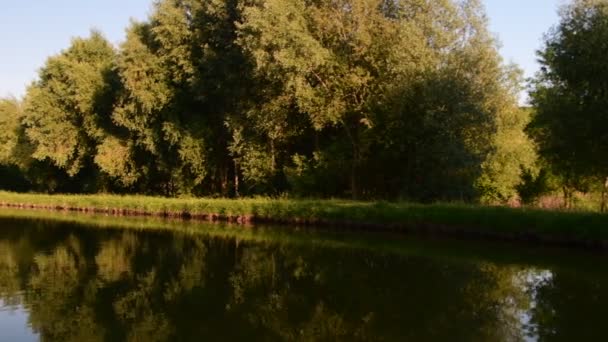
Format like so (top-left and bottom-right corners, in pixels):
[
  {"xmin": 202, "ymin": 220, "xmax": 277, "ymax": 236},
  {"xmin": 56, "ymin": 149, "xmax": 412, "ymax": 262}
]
[
  {"xmin": 529, "ymin": 0, "xmax": 608, "ymax": 208},
  {"xmin": 23, "ymin": 31, "xmax": 117, "ymax": 177},
  {"xmin": 0, "ymin": 0, "xmax": 533, "ymax": 202}
]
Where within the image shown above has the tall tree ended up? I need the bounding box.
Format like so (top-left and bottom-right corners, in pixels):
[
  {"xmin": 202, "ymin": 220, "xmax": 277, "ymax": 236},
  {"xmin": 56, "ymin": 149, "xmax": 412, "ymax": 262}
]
[
  {"xmin": 238, "ymin": 0, "xmax": 443, "ymax": 198},
  {"xmin": 0, "ymin": 98, "xmax": 32, "ymax": 191},
  {"xmin": 0, "ymin": 98, "xmax": 28, "ymax": 167},
  {"xmin": 239, "ymin": 0, "xmax": 528, "ymax": 200},
  {"xmin": 529, "ymin": 0, "xmax": 608, "ymax": 209},
  {"xmin": 112, "ymin": 0, "xmax": 256, "ymax": 196},
  {"xmin": 22, "ymin": 31, "xmax": 118, "ymax": 188}
]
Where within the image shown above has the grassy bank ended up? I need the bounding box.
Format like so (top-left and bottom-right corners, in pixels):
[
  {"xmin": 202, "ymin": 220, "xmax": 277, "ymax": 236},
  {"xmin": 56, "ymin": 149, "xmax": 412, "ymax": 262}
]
[{"xmin": 1, "ymin": 191, "xmax": 608, "ymax": 248}]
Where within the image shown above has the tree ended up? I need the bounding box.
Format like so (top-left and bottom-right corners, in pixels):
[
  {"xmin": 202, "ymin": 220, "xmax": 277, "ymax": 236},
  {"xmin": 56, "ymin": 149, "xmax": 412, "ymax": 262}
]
[
  {"xmin": 3, "ymin": 0, "xmax": 532, "ymax": 201},
  {"xmin": 22, "ymin": 31, "xmax": 118, "ymax": 192},
  {"xmin": 0, "ymin": 98, "xmax": 31, "ymax": 191},
  {"xmin": 237, "ymin": 0, "xmax": 526, "ymax": 200},
  {"xmin": 0, "ymin": 98, "xmax": 30, "ymax": 167},
  {"xmin": 238, "ymin": 0, "xmax": 444, "ymax": 198},
  {"xmin": 529, "ymin": 0, "xmax": 608, "ymax": 209},
  {"xmin": 112, "ymin": 0, "xmax": 257, "ymax": 196}
]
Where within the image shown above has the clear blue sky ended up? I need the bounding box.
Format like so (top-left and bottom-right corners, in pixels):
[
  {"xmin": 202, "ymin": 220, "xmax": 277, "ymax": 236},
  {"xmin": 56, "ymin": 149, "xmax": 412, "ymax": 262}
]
[{"xmin": 1, "ymin": 0, "xmax": 564, "ymax": 101}]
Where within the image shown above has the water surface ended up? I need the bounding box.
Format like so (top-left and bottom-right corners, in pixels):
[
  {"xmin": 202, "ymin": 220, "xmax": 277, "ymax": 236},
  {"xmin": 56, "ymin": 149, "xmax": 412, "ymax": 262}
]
[{"xmin": 0, "ymin": 209, "xmax": 607, "ymax": 341}]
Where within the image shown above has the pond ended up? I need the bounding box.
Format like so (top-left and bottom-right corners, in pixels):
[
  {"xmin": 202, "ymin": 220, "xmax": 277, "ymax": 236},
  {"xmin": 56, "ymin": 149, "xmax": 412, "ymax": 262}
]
[{"xmin": 0, "ymin": 209, "xmax": 607, "ymax": 341}]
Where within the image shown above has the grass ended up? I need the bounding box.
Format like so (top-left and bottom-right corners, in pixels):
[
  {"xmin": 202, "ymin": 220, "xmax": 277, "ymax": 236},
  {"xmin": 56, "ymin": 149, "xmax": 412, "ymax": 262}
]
[{"xmin": 1, "ymin": 191, "xmax": 608, "ymax": 247}]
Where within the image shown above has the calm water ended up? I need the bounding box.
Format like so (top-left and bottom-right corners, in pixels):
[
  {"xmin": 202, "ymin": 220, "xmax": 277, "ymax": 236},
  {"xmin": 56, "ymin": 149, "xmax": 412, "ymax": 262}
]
[{"xmin": 0, "ymin": 210, "xmax": 607, "ymax": 341}]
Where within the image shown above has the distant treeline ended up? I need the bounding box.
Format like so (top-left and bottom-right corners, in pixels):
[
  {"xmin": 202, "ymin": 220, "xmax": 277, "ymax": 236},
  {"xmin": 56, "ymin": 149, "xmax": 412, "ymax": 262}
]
[{"xmin": 0, "ymin": 0, "xmax": 606, "ymax": 205}]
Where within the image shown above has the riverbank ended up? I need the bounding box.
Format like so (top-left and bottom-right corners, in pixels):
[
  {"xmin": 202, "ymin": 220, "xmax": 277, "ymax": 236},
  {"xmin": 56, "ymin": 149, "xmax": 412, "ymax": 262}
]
[{"xmin": 1, "ymin": 191, "xmax": 607, "ymax": 249}]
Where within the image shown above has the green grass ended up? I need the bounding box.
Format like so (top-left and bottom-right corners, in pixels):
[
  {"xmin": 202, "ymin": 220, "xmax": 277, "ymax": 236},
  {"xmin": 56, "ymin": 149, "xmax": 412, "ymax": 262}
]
[{"xmin": 1, "ymin": 191, "xmax": 608, "ymax": 247}]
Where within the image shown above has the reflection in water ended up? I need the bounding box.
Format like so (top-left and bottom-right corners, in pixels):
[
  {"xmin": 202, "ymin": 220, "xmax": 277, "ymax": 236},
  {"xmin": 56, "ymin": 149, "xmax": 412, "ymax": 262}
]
[
  {"xmin": 518, "ymin": 269, "xmax": 554, "ymax": 342},
  {"xmin": 0, "ymin": 214, "xmax": 606, "ymax": 341}
]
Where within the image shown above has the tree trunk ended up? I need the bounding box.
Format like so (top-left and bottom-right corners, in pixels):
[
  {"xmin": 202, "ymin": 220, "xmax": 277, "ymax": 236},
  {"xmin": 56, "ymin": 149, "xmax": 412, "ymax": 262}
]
[
  {"xmin": 343, "ymin": 122, "xmax": 360, "ymax": 200},
  {"xmin": 220, "ymin": 164, "xmax": 229, "ymax": 197},
  {"xmin": 601, "ymin": 177, "xmax": 608, "ymax": 213},
  {"xmin": 351, "ymin": 159, "xmax": 359, "ymax": 200},
  {"xmin": 562, "ymin": 186, "xmax": 572, "ymax": 210},
  {"xmin": 270, "ymin": 139, "xmax": 276, "ymax": 171},
  {"xmin": 234, "ymin": 160, "xmax": 240, "ymax": 198}
]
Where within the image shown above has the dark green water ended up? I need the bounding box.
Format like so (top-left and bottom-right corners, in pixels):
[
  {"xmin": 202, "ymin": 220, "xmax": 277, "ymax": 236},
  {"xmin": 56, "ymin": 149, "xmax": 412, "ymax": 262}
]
[{"xmin": 0, "ymin": 211, "xmax": 607, "ymax": 341}]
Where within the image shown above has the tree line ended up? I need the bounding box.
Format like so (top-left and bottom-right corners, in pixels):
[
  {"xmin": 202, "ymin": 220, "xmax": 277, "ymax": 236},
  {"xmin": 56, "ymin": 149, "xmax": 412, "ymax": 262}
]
[{"xmin": 0, "ymin": 0, "xmax": 605, "ymax": 205}]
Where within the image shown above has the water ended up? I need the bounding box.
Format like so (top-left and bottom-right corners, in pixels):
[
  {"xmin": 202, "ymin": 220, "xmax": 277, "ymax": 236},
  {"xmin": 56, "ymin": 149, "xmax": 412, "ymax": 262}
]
[{"xmin": 0, "ymin": 210, "xmax": 607, "ymax": 341}]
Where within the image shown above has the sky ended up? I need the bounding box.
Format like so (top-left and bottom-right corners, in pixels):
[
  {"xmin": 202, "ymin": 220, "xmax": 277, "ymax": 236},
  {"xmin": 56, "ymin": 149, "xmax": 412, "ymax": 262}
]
[{"xmin": 0, "ymin": 0, "xmax": 564, "ymax": 102}]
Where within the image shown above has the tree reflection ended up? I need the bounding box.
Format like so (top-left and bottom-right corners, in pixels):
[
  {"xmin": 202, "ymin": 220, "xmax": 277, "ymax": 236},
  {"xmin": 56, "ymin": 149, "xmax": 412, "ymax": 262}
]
[
  {"xmin": 96, "ymin": 233, "xmax": 138, "ymax": 283},
  {"xmin": 0, "ymin": 217, "xmax": 605, "ymax": 341},
  {"xmin": 529, "ymin": 269, "xmax": 608, "ymax": 341}
]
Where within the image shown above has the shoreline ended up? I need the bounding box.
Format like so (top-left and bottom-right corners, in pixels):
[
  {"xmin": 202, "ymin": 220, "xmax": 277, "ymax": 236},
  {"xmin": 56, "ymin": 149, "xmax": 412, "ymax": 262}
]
[{"xmin": 1, "ymin": 192, "xmax": 608, "ymax": 250}]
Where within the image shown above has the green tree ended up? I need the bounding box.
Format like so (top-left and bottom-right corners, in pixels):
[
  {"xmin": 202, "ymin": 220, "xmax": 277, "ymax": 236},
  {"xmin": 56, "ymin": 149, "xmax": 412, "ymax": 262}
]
[
  {"xmin": 22, "ymin": 31, "xmax": 118, "ymax": 191},
  {"xmin": 529, "ymin": 0, "xmax": 608, "ymax": 209},
  {"xmin": 3, "ymin": 0, "xmax": 533, "ymax": 201},
  {"xmin": 239, "ymin": 0, "xmax": 428, "ymax": 198},
  {"xmin": 113, "ymin": 0, "xmax": 256, "ymax": 196},
  {"xmin": 0, "ymin": 97, "xmax": 68, "ymax": 192},
  {"xmin": 239, "ymin": 0, "xmax": 527, "ymax": 201},
  {"xmin": 0, "ymin": 98, "xmax": 25, "ymax": 166}
]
